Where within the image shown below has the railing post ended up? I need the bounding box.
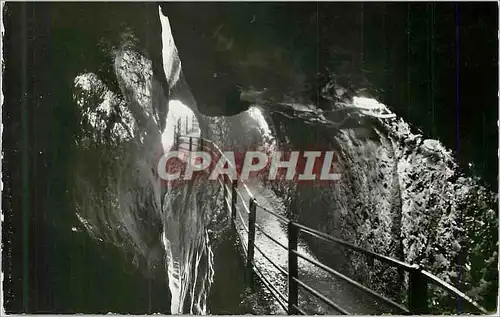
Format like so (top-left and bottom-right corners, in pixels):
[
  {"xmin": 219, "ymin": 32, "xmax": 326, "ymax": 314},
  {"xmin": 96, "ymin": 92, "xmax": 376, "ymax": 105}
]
[
  {"xmin": 246, "ymin": 198, "xmax": 257, "ymax": 289},
  {"xmin": 176, "ymin": 118, "xmax": 181, "ymax": 144},
  {"xmin": 408, "ymin": 265, "xmax": 428, "ymax": 314},
  {"xmin": 175, "ymin": 120, "xmax": 180, "ymax": 145},
  {"xmin": 223, "ymin": 176, "xmax": 228, "ymax": 218},
  {"xmin": 288, "ymin": 221, "xmax": 299, "ymax": 315},
  {"xmin": 231, "ymin": 180, "xmax": 237, "ymax": 220},
  {"xmin": 174, "ymin": 123, "xmax": 177, "ymax": 145}
]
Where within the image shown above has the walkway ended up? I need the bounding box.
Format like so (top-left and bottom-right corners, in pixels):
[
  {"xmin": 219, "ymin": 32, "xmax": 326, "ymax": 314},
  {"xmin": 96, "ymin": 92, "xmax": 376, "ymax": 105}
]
[
  {"xmin": 171, "ymin": 132, "xmax": 489, "ymax": 316},
  {"xmin": 231, "ymin": 180, "xmax": 389, "ymax": 314}
]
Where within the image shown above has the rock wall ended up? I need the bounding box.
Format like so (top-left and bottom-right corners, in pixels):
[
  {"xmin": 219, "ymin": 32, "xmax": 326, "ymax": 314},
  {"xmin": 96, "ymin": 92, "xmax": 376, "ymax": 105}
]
[{"xmin": 266, "ymin": 89, "xmax": 498, "ymax": 312}]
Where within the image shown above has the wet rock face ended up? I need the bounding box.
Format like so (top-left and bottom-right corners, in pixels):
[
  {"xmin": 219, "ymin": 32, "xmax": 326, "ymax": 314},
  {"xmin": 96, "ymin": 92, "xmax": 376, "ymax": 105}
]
[
  {"xmin": 267, "ymin": 95, "xmax": 498, "ymax": 311},
  {"xmin": 72, "ymin": 42, "xmax": 165, "ymax": 268},
  {"xmin": 71, "ymin": 35, "xmax": 218, "ymax": 314},
  {"xmin": 4, "ymin": 2, "xmax": 497, "ymax": 313}
]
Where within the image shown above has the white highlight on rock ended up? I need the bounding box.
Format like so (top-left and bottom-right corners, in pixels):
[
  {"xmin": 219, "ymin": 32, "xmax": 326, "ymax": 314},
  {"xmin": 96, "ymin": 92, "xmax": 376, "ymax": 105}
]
[
  {"xmin": 247, "ymin": 106, "xmax": 273, "ymax": 141},
  {"xmin": 159, "ymin": 6, "xmax": 181, "ymax": 88},
  {"xmin": 352, "ymin": 96, "xmax": 396, "ymax": 119},
  {"xmin": 74, "ymin": 73, "xmax": 136, "ymax": 141},
  {"xmin": 161, "ymin": 230, "xmax": 181, "ymax": 314},
  {"xmin": 240, "ymin": 151, "xmax": 269, "ymax": 180}
]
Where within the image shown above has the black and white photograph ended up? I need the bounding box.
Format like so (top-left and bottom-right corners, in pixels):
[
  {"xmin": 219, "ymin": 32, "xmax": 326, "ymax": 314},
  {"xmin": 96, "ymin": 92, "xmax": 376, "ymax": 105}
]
[{"xmin": 1, "ymin": 1, "xmax": 498, "ymax": 315}]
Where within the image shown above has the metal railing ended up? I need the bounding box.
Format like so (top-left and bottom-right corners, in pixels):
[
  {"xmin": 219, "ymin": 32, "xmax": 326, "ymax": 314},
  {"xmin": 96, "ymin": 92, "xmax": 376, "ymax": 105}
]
[{"xmin": 173, "ymin": 134, "xmax": 489, "ymax": 315}]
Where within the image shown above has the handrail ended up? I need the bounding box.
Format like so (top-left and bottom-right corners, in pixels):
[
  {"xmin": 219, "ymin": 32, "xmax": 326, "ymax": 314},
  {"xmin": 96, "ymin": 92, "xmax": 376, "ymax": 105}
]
[
  {"xmin": 293, "ymin": 222, "xmax": 416, "ymax": 271},
  {"xmin": 291, "ymin": 249, "xmax": 409, "ymax": 313},
  {"xmin": 174, "ymin": 133, "xmax": 489, "ymax": 315},
  {"xmin": 197, "ymin": 138, "xmax": 255, "ymax": 199},
  {"xmin": 234, "ymin": 189, "xmax": 250, "ymax": 214},
  {"xmin": 291, "ymin": 304, "xmax": 307, "ymax": 315},
  {"xmin": 234, "ymin": 222, "xmax": 248, "ymax": 255},
  {"xmin": 252, "ymin": 259, "xmax": 289, "ymax": 312},
  {"xmin": 239, "ymin": 181, "xmax": 255, "ymax": 200},
  {"xmin": 254, "ymin": 223, "xmax": 288, "ymax": 251},
  {"xmin": 293, "ymin": 277, "xmax": 350, "ymax": 315},
  {"xmin": 253, "ymin": 243, "xmax": 289, "ymax": 277},
  {"xmin": 235, "ymin": 206, "xmax": 249, "ymax": 233},
  {"xmin": 180, "ymin": 136, "xmax": 257, "ymax": 200},
  {"xmin": 255, "ymin": 203, "xmax": 289, "ymax": 224},
  {"xmin": 224, "ymin": 196, "xmax": 232, "ymax": 213},
  {"xmin": 421, "ymin": 270, "xmax": 488, "ymax": 314}
]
